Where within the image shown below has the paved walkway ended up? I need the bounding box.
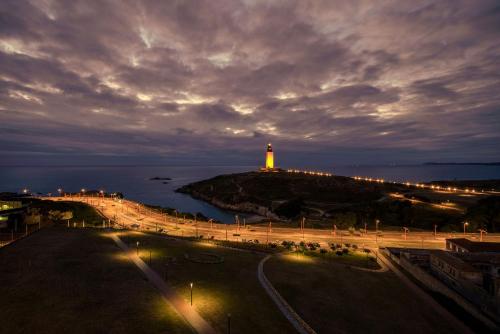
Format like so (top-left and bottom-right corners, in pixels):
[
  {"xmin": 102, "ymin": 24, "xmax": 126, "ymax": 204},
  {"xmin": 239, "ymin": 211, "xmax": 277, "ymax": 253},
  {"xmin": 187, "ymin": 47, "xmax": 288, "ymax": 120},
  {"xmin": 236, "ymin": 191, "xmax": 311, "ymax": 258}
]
[
  {"xmin": 110, "ymin": 233, "xmax": 217, "ymax": 334},
  {"xmin": 257, "ymin": 254, "xmax": 317, "ymax": 334},
  {"xmin": 378, "ymin": 251, "xmax": 474, "ymax": 334}
]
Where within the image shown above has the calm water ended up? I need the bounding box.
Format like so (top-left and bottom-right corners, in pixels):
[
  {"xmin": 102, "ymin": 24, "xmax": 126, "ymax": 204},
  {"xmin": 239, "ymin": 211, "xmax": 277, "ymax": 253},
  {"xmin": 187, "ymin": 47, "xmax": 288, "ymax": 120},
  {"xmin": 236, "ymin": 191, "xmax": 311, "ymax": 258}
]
[{"xmin": 1, "ymin": 164, "xmax": 499, "ymax": 223}]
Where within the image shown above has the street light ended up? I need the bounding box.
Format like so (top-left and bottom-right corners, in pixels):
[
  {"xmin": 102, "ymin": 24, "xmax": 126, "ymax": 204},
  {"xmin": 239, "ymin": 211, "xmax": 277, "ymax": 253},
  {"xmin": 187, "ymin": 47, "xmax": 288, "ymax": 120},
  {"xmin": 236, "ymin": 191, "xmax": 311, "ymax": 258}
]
[
  {"xmin": 479, "ymin": 228, "xmax": 487, "ymax": 242},
  {"xmin": 190, "ymin": 282, "xmax": 193, "ymax": 306},
  {"xmin": 136, "ymin": 241, "xmax": 140, "ymax": 255},
  {"xmin": 403, "ymin": 227, "xmax": 409, "ymax": 240},
  {"xmin": 463, "ymin": 221, "xmax": 469, "ymax": 236}
]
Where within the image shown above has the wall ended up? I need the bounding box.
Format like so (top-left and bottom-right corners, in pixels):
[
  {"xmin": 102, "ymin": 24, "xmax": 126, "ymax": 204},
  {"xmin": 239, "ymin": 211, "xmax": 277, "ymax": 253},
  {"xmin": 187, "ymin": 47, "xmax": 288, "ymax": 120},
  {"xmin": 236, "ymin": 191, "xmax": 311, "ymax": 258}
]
[{"xmin": 400, "ymin": 256, "xmax": 499, "ymax": 330}]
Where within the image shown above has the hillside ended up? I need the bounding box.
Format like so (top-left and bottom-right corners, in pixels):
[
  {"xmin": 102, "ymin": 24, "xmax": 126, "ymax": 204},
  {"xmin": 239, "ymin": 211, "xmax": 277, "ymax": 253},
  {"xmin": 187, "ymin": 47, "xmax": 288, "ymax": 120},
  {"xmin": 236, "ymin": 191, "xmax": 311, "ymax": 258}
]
[
  {"xmin": 177, "ymin": 171, "xmax": 390, "ymax": 221},
  {"xmin": 177, "ymin": 171, "xmax": 500, "ymax": 232}
]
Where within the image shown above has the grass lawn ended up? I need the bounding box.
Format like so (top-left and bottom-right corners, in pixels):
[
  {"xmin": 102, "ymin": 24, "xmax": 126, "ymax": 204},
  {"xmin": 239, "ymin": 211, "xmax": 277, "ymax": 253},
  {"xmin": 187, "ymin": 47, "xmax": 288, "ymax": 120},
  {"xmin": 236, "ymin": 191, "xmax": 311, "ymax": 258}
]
[
  {"xmin": 118, "ymin": 231, "xmax": 295, "ymax": 334},
  {"xmin": 265, "ymin": 253, "xmax": 462, "ymax": 334},
  {"xmin": 0, "ymin": 227, "xmax": 193, "ymax": 334},
  {"xmin": 27, "ymin": 198, "xmax": 106, "ymax": 226},
  {"xmin": 299, "ymin": 250, "xmax": 380, "ymax": 269}
]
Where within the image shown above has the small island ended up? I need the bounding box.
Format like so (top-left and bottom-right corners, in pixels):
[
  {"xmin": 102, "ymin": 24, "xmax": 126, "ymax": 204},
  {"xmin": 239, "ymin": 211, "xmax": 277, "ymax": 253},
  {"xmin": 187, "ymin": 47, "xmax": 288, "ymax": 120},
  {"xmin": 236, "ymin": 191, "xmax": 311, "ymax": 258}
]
[{"xmin": 149, "ymin": 177, "xmax": 172, "ymax": 181}]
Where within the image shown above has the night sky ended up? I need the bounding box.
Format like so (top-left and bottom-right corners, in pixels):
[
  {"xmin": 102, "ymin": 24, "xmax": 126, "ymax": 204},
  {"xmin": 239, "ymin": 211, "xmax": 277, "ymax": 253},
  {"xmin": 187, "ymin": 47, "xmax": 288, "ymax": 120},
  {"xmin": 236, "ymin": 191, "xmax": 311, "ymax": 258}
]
[{"xmin": 1, "ymin": 1, "xmax": 499, "ymax": 166}]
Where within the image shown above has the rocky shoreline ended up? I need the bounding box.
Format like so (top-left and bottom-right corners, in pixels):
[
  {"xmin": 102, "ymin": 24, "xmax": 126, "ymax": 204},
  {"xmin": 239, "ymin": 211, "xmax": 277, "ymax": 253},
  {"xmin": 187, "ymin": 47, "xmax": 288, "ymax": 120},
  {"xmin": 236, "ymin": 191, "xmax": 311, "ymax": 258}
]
[{"xmin": 176, "ymin": 187, "xmax": 279, "ymax": 220}]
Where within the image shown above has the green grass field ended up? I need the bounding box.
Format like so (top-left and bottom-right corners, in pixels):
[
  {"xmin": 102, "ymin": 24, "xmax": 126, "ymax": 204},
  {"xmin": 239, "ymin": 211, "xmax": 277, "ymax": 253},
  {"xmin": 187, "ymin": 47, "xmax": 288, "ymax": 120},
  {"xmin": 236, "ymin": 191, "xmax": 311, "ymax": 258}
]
[
  {"xmin": 265, "ymin": 253, "xmax": 462, "ymax": 334},
  {"xmin": 0, "ymin": 227, "xmax": 193, "ymax": 334},
  {"xmin": 118, "ymin": 231, "xmax": 295, "ymax": 333}
]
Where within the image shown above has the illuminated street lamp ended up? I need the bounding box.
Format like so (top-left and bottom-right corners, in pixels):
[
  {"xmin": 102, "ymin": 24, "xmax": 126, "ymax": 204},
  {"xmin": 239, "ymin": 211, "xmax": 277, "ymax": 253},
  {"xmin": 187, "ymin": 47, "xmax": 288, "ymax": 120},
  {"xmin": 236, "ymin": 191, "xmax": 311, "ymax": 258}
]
[
  {"xmin": 375, "ymin": 219, "xmax": 380, "ymax": 233},
  {"xmin": 190, "ymin": 282, "xmax": 193, "ymax": 306},
  {"xmin": 463, "ymin": 221, "xmax": 469, "ymax": 236},
  {"xmin": 136, "ymin": 241, "xmax": 140, "ymax": 255},
  {"xmin": 57, "ymin": 188, "xmax": 63, "ymax": 196}
]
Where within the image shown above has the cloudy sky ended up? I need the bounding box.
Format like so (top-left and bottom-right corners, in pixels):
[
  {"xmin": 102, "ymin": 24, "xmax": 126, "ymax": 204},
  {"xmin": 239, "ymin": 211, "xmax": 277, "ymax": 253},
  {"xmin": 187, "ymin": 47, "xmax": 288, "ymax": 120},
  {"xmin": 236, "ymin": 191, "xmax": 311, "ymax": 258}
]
[{"xmin": 1, "ymin": 0, "xmax": 499, "ymax": 166}]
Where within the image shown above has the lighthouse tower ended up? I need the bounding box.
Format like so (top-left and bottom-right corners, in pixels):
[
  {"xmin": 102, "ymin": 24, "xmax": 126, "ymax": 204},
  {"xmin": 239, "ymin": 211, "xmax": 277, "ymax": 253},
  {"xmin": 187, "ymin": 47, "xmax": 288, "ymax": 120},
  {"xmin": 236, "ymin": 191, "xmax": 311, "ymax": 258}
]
[{"xmin": 265, "ymin": 143, "xmax": 274, "ymax": 169}]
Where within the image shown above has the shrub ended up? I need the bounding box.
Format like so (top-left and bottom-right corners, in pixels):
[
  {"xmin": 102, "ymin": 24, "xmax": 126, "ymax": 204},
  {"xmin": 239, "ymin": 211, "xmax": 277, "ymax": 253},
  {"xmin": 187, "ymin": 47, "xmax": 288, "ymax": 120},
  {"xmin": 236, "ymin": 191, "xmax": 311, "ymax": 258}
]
[
  {"xmin": 352, "ymin": 244, "xmax": 358, "ymax": 249},
  {"xmin": 336, "ymin": 250, "xmax": 343, "ymax": 256},
  {"xmin": 320, "ymin": 248, "xmax": 328, "ymax": 254},
  {"xmin": 342, "ymin": 248, "xmax": 349, "ymax": 254}
]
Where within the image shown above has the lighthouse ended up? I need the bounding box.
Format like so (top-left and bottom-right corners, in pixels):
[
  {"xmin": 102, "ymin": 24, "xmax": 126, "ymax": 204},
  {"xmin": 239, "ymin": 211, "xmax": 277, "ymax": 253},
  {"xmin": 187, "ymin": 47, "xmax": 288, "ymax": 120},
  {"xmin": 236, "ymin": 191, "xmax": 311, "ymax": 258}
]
[{"xmin": 265, "ymin": 143, "xmax": 274, "ymax": 169}]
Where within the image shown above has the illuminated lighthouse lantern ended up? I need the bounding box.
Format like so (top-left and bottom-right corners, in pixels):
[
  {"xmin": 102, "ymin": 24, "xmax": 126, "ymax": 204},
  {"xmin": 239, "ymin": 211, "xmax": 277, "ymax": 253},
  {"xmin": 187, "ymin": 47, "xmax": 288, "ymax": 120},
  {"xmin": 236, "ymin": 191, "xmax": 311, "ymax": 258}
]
[
  {"xmin": 260, "ymin": 143, "xmax": 280, "ymax": 172},
  {"xmin": 265, "ymin": 143, "xmax": 274, "ymax": 169}
]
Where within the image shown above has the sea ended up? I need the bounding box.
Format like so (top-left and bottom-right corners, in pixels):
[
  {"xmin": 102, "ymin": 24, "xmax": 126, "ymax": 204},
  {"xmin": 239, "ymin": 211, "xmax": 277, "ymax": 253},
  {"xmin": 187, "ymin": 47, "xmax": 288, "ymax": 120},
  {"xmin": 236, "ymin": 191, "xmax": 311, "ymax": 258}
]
[{"xmin": 1, "ymin": 164, "xmax": 499, "ymax": 223}]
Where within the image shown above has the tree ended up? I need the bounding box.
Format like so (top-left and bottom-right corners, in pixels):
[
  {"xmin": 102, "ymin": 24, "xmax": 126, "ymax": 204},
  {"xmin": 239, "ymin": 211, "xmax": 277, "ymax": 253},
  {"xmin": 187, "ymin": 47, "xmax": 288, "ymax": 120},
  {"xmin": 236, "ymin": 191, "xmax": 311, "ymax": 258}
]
[{"xmin": 466, "ymin": 196, "xmax": 500, "ymax": 232}]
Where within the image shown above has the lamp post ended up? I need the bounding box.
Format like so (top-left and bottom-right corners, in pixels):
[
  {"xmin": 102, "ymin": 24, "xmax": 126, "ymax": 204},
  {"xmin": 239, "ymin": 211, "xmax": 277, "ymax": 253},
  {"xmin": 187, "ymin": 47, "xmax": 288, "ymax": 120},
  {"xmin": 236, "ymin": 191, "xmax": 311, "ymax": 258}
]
[
  {"xmin": 434, "ymin": 224, "xmax": 437, "ymax": 238},
  {"xmin": 136, "ymin": 241, "xmax": 140, "ymax": 255},
  {"xmin": 463, "ymin": 221, "xmax": 469, "ymax": 236},
  {"xmin": 479, "ymin": 228, "xmax": 487, "ymax": 242},
  {"xmin": 208, "ymin": 219, "xmax": 213, "ymax": 238},
  {"xmin": 190, "ymin": 282, "xmax": 193, "ymax": 306},
  {"xmin": 375, "ymin": 219, "xmax": 380, "ymax": 233},
  {"xmin": 403, "ymin": 227, "xmax": 409, "ymax": 240},
  {"xmin": 227, "ymin": 313, "xmax": 231, "ymax": 334},
  {"xmin": 301, "ymin": 217, "xmax": 305, "ymax": 240}
]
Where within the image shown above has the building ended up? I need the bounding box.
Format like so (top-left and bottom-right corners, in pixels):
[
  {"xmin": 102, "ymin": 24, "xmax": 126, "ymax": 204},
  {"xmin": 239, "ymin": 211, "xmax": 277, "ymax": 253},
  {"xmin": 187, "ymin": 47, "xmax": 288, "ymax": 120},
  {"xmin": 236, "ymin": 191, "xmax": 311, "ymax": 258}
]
[
  {"xmin": 0, "ymin": 201, "xmax": 28, "ymax": 230},
  {"xmin": 446, "ymin": 238, "xmax": 500, "ymax": 253},
  {"xmin": 260, "ymin": 143, "xmax": 281, "ymax": 172},
  {"xmin": 457, "ymin": 252, "xmax": 500, "ymax": 297},
  {"xmin": 430, "ymin": 250, "xmax": 483, "ymax": 287},
  {"xmin": 266, "ymin": 143, "xmax": 274, "ymax": 169}
]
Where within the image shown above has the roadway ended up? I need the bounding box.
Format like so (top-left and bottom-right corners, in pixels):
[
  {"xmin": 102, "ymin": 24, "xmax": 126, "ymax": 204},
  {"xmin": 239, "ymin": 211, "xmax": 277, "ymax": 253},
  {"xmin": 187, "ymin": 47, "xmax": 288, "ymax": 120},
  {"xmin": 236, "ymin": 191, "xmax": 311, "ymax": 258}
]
[{"xmin": 51, "ymin": 196, "xmax": 500, "ymax": 250}]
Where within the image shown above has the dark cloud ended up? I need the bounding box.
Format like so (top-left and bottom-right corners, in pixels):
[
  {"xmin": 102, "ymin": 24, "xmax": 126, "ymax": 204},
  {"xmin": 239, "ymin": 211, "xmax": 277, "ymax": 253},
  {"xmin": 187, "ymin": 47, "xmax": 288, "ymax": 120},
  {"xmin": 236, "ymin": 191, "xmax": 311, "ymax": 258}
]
[{"xmin": 0, "ymin": 0, "xmax": 499, "ymax": 165}]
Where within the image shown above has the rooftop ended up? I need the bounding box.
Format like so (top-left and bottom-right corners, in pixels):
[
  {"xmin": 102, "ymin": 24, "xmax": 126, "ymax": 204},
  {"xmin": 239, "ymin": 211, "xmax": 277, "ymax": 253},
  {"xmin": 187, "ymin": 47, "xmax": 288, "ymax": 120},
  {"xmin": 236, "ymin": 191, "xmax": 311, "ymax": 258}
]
[
  {"xmin": 431, "ymin": 250, "xmax": 480, "ymax": 272},
  {"xmin": 447, "ymin": 238, "xmax": 500, "ymax": 253}
]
